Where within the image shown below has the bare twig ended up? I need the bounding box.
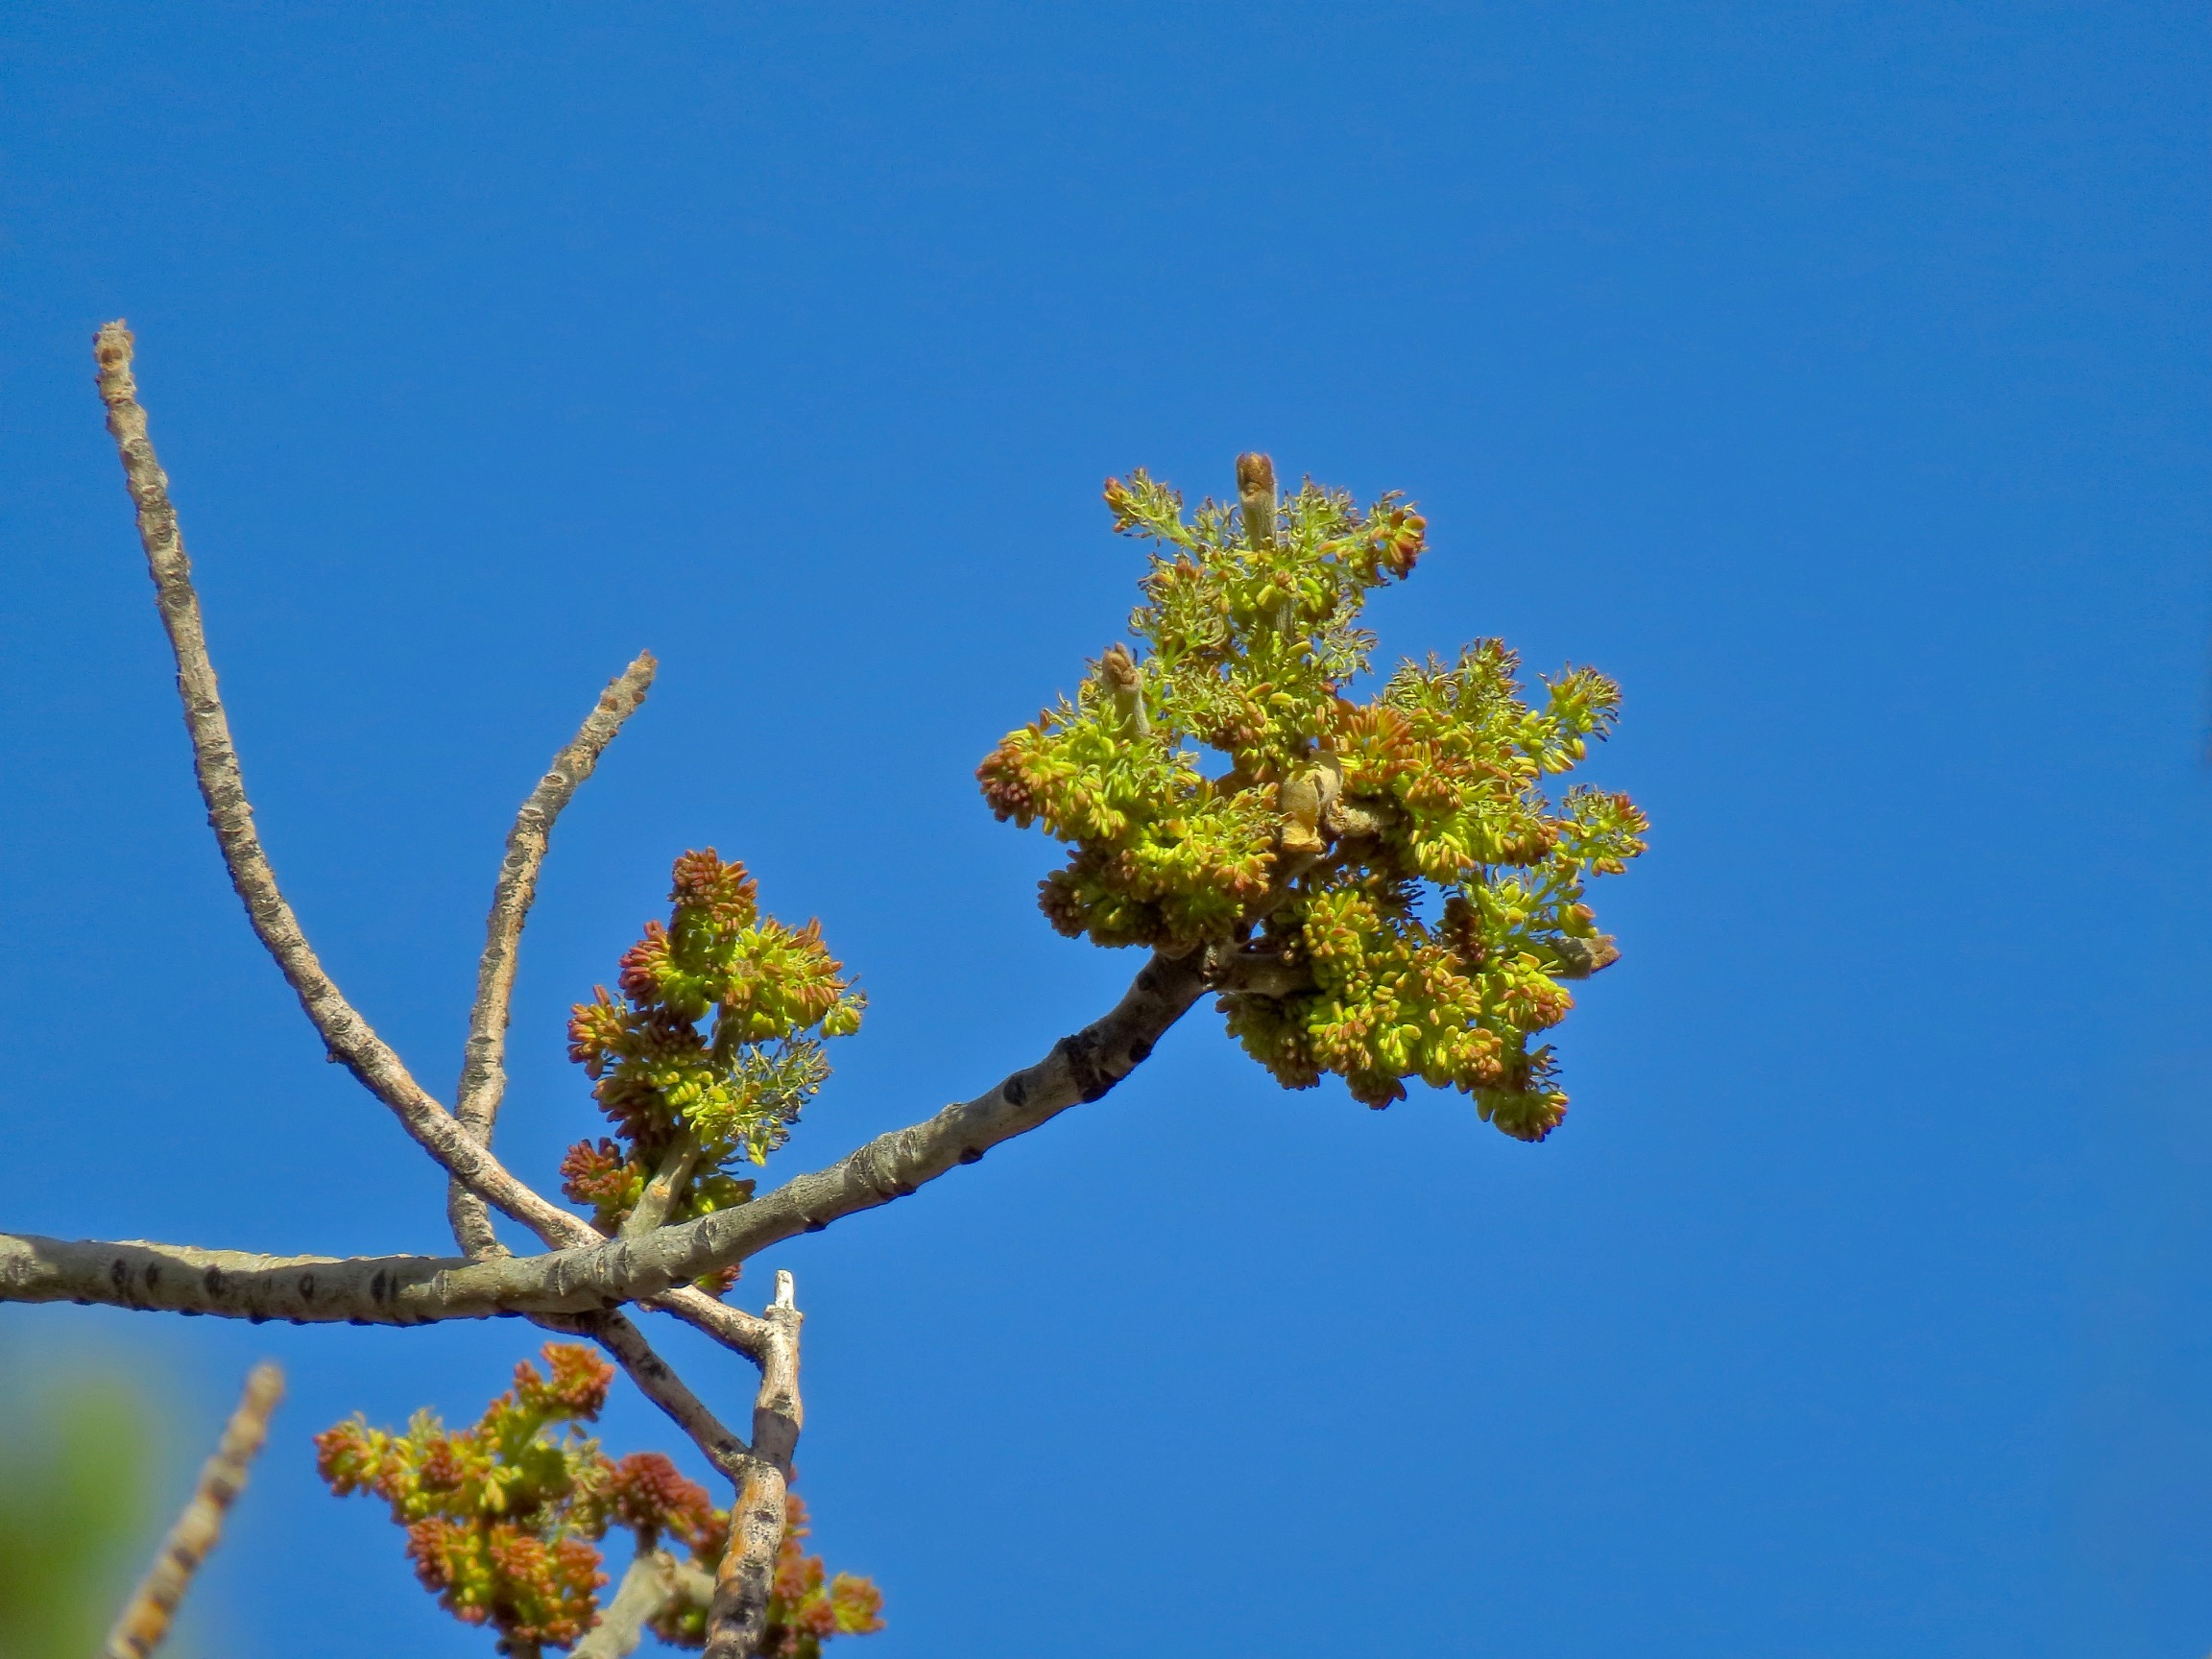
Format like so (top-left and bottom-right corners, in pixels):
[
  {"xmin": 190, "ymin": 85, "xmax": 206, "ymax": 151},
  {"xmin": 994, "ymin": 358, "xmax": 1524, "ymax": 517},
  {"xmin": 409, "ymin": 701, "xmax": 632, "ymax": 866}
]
[
  {"xmin": 93, "ymin": 322, "xmax": 607, "ymax": 1253},
  {"xmin": 93, "ymin": 323, "xmax": 767, "ymax": 1376},
  {"xmin": 450, "ymin": 652, "xmax": 658, "ymax": 1258},
  {"xmin": 420, "ymin": 662, "xmax": 764, "ymax": 1502},
  {"xmin": 705, "ymin": 1271, "xmax": 803, "ymax": 1659},
  {"xmin": 101, "ymin": 1360, "xmax": 284, "ymax": 1659},
  {"xmin": 651, "ymin": 1288, "xmax": 774, "ymax": 1360},
  {"xmin": 557, "ymin": 1277, "xmax": 801, "ymax": 1659}
]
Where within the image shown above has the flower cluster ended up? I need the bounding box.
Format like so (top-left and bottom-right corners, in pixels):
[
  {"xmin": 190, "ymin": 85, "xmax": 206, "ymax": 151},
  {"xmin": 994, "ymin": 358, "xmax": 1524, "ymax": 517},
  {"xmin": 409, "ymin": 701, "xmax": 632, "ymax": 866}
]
[
  {"xmin": 314, "ymin": 1345, "xmax": 618, "ymax": 1651},
  {"xmin": 317, "ymin": 1345, "xmax": 883, "ymax": 1654},
  {"xmin": 561, "ymin": 850, "xmax": 864, "ymax": 1240},
  {"xmin": 976, "ymin": 457, "xmax": 1647, "ymax": 1137}
]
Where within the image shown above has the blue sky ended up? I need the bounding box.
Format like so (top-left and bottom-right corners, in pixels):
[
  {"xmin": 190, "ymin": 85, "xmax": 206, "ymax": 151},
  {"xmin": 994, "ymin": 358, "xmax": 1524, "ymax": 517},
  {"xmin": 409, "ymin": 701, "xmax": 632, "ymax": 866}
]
[{"xmin": 2, "ymin": 4, "xmax": 2207, "ymax": 1654}]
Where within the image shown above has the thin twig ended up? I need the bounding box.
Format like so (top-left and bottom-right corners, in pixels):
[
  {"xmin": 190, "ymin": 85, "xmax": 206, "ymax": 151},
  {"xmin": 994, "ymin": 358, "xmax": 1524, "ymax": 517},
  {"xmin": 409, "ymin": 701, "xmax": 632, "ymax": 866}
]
[
  {"xmin": 94, "ymin": 322, "xmax": 601, "ymax": 1249},
  {"xmin": 540, "ymin": 1309, "xmax": 750, "ymax": 1479},
  {"xmin": 93, "ymin": 325, "xmax": 763, "ymax": 1377},
  {"xmin": 450, "ymin": 652, "xmax": 657, "ymax": 1258},
  {"xmin": 101, "ymin": 1360, "xmax": 284, "ymax": 1659},
  {"xmin": 650, "ymin": 1287, "xmax": 775, "ymax": 1360}
]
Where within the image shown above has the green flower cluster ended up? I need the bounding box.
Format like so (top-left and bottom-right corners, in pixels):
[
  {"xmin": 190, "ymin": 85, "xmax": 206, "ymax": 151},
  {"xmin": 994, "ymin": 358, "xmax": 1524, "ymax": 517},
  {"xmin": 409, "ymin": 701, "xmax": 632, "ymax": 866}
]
[
  {"xmin": 976, "ymin": 456, "xmax": 1647, "ymax": 1137},
  {"xmin": 314, "ymin": 1345, "xmax": 617, "ymax": 1651},
  {"xmin": 560, "ymin": 850, "xmax": 863, "ymax": 1240},
  {"xmin": 316, "ymin": 1344, "xmax": 883, "ymax": 1656}
]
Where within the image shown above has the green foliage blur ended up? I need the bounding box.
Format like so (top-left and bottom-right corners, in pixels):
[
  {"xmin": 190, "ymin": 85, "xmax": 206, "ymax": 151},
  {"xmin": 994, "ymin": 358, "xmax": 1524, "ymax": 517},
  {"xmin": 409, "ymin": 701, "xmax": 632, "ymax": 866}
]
[{"xmin": 0, "ymin": 1338, "xmax": 164, "ymax": 1659}]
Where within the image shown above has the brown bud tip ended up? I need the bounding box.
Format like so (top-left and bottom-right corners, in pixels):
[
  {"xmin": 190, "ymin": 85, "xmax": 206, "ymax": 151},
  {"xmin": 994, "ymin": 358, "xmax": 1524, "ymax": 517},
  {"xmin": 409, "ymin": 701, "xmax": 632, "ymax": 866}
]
[
  {"xmin": 1551, "ymin": 934, "xmax": 1622, "ymax": 979},
  {"xmin": 1096, "ymin": 642, "xmax": 1140, "ymax": 692},
  {"xmin": 1236, "ymin": 452, "xmax": 1276, "ymax": 501},
  {"xmin": 94, "ymin": 323, "xmax": 136, "ymax": 391}
]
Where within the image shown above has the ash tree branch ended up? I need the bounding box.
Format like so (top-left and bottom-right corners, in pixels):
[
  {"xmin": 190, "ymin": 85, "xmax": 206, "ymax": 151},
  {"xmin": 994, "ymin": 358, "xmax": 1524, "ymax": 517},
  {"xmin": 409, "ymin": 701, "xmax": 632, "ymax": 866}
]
[
  {"xmin": 573, "ymin": 1552, "xmax": 678, "ymax": 1659},
  {"xmin": 93, "ymin": 321, "xmax": 602, "ymax": 1251},
  {"xmin": 572, "ymin": 1549, "xmax": 712, "ymax": 1659},
  {"xmin": 102, "ymin": 1360, "xmax": 284, "ymax": 1659},
  {"xmin": 401, "ymin": 647, "xmax": 783, "ymax": 1580},
  {"xmin": 77, "ymin": 324, "xmax": 1201, "ymax": 1659},
  {"xmin": 551, "ymin": 946, "xmax": 1209, "ymax": 1296},
  {"xmin": 0, "ymin": 1233, "xmax": 657, "ymax": 1323},
  {"xmin": 705, "ymin": 1271, "xmax": 804, "ymax": 1659},
  {"xmin": 418, "ymin": 656, "xmax": 766, "ymax": 1511},
  {"xmin": 450, "ymin": 651, "xmax": 657, "ymax": 1258},
  {"xmin": 93, "ymin": 323, "xmax": 759, "ymax": 1372},
  {"xmin": 1207, "ymin": 945, "xmax": 1315, "ymax": 998},
  {"xmin": 621, "ymin": 1127, "xmax": 703, "ymax": 1241},
  {"xmin": 1, "ymin": 946, "xmax": 1207, "ymax": 1325}
]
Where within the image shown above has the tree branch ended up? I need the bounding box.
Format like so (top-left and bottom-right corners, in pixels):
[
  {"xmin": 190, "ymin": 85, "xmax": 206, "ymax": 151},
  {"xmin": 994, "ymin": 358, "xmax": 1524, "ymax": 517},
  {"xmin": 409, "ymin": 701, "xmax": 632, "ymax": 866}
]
[
  {"xmin": 101, "ymin": 1360, "xmax": 283, "ymax": 1659},
  {"xmin": 0, "ymin": 1233, "xmax": 616, "ymax": 1323},
  {"xmin": 450, "ymin": 652, "xmax": 657, "ymax": 1257},
  {"xmin": 85, "ymin": 325, "xmax": 1198, "ymax": 1659},
  {"xmin": 413, "ymin": 661, "xmax": 766, "ymax": 1509},
  {"xmin": 608, "ymin": 947, "xmax": 1208, "ymax": 1289},
  {"xmin": 651, "ymin": 1288, "xmax": 775, "ymax": 1360},
  {"xmin": 93, "ymin": 321, "xmax": 610, "ymax": 1255},
  {"xmin": 1206, "ymin": 944, "xmax": 1315, "ymax": 998},
  {"xmin": 705, "ymin": 1271, "xmax": 803, "ymax": 1659},
  {"xmin": 96, "ymin": 325, "xmax": 781, "ymax": 1388},
  {"xmin": 4, "ymin": 948, "xmax": 1207, "ymax": 1326}
]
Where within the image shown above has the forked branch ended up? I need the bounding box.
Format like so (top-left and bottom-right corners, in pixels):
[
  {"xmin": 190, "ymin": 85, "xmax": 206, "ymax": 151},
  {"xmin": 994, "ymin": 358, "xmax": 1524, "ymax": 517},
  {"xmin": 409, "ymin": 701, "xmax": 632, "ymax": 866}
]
[
  {"xmin": 91, "ymin": 323, "xmax": 772, "ymax": 1389},
  {"xmin": 94, "ymin": 322, "xmax": 611, "ymax": 1253},
  {"xmin": 70, "ymin": 325, "xmax": 1210, "ymax": 1658},
  {"xmin": 2, "ymin": 946, "xmax": 1202, "ymax": 1334},
  {"xmin": 0, "ymin": 941, "xmax": 1203, "ymax": 1324},
  {"xmin": 91, "ymin": 325, "xmax": 780, "ymax": 1573}
]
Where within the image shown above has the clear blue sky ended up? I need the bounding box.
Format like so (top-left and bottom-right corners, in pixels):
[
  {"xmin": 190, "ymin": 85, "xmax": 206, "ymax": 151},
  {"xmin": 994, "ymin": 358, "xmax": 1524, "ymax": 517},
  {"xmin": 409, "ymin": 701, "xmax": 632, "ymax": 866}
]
[{"xmin": 2, "ymin": 5, "xmax": 2207, "ymax": 1654}]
